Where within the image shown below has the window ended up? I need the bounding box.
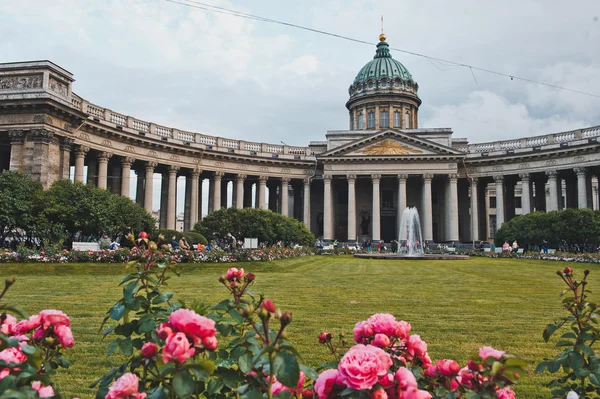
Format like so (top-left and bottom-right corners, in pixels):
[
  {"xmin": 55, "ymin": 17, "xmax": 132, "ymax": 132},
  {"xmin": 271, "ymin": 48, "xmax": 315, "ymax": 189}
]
[
  {"xmin": 357, "ymin": 114, "xmax": 364, "ymax": 129},
  {"xmin": 380, "ymin": 111, "xmax": 389, "ymax": 128},
  {"xmin": 515, "ymin": 197, "xmax": 522, "ymax": 208},
  {"xmin": 489, "ymin": 196, "xmax": 496, "ymax": 208},
  {"xmin": 368, "ymin": 112, "xmax": 375, "ymax": 128},
  {"xmin": 405, "ymin": 112, "xmax": 411, "ymax": 129},
  {"xmin": 394, "ymin": 111, "xmax": 401, "ymax": 128}
]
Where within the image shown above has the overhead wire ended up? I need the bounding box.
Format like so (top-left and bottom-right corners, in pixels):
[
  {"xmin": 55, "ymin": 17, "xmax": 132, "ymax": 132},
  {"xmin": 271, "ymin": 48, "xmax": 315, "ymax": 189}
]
[{"xmin": 165, "ymin": 0, "xmax": 600, "ymax": 99}]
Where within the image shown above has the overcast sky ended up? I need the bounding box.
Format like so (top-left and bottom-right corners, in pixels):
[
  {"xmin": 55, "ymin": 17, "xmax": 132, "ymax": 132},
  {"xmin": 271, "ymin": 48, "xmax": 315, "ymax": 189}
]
[
  {"xmin": 3, "ymin": 0, "xmax": 599, "ymax": 146},
  {"xmin": 2, "ymin": 0, "xmax": 600, "ymax": 216}
]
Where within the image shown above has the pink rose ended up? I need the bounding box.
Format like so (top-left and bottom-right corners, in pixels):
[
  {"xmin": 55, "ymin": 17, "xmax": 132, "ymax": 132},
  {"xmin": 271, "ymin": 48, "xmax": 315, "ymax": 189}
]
[
  {"xmin": 367, "ymin": 314, "xmax": 409, "ymax": 340},
  {"xmin": 39, "ymin": 310, "xmax": 70, "ymax": 330},
  {"xmin": 436, "ymin": 359, "xmax": 460, "ymax": 377},
  {"xmin": 338, "ymin": 345, "xmax": 392, "ymax": 390},
  {"xmin": 395, "ymin": 367, "xmax": 418, "ymax": 393},
  {"xmin": 15, "ymin": 314, "xmax": 41, "ymax": 334},
  {"xmin": 141, "ymin": 342, "xmax": 158, "ymax": 358},
  {"xmin": 424, "ymin": 365, "xmax": 437, "ymax": 379},
  {"xmin": 162, "ymin": 332, "xmax": 195, "ymax": 364},
  {"xmin": 202, "ymin": 336, "xmax": 218, "ymax": 351},
  {"xmin": 226, "ymin": 267, "xmax": 244, "ymax": 281},
  {"xmin": 0, "ymin": 347, "xmax": 27, "ymax": 364},
  {"xmin": 353, "ymin": 321, "xmax": 374, "ymax": 344},
  {"xmin": 157, "ymin": 322, "xmax": 174, "ymax": 340},
  {"xmin": 1, "ymin": 314, "xmax": 17, "ymax": 335},
  {"xmin": 271, "ymin": 371, "xmax": 305, "ymax": 395},
  {"xmin": 479, "ymin": 346, "xmax": 504, "ymax": 360},
  {"xmin": 315, "ymin": 369, "xmax": 345, "ymax": 399},
  {"xmin": 406, "ymin": 335, "xmax": 427, "ymax": 358},
  {"xmin": 55, "ymin": 325, "xmax": 74, "ymax": 348},
  {"xmin": 319, "ymin": 332, "xmax": 332, "ymax": 344},
  {"xmin": 32, "ymin": 381, "xmax": 55, "ymax": 398},
  {"xmin": 402, "ymin": 387, "xmax": 432, "ymax": 399},
  {"xmin": 168, "ymin": 309, "xmax": 216, "ymax": 345},
  {"xmin": 496, "ymin": 387, "xmax": 515, "ymax": 399},
  {"xmin": 0, "ymin": 368, "xmax": 9, "ymax": 380},
  {"xmin": 373, "ymin": 334, "xmax": 391, "ymax": 348},
  {"xmin": 106, "ymin": 373, "xmax": 146, "ymax": 399},
  {"xmin": 420, "ymin": 353, "xmax": 432, "ymax": 369},
  {"xmin": 371, "ymin": 389, "xmax": 388, "ymax": 399}
]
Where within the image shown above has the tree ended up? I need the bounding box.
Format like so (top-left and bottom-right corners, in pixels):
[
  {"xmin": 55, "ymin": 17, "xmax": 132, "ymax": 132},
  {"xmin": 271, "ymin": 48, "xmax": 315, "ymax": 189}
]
[
  {"xmin": 193, "ymin": 208, "xmax": 314, "ymax": 246},
  {"xmin": 0, "ymin": 171, "xmax": 44, "ymax": 241},
  {"xmin": 43, "ymin": 180, "xmax": 155, "ymax": 245}
]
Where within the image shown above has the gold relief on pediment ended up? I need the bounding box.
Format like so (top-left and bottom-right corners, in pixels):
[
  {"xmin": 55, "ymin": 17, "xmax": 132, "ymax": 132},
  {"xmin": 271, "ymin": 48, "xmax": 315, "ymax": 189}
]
[{"xmin": 358, "ymin": 139, "xmax": 423, "ymax": 155}]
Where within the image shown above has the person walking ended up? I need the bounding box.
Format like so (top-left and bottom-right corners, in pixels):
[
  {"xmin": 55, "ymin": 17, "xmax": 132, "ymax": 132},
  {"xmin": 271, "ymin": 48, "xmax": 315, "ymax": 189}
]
[
  {"xmin": 512, "ymin": 240, "xmax": 519, "ymax": 253},
  {"xmin": 541, "ymin": 239, "xmax": 549, "ymax": 254}
]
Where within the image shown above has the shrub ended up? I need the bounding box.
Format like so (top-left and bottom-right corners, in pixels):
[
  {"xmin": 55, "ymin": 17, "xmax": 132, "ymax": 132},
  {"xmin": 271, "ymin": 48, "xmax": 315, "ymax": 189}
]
[
  {"xmin": 193, "ymin": 208, "xmax": 314, "ymax": 246},
  {"xmin": 152, "ymin": 229, "xmax": 183, "ymax": 243},
  {"xmin": 182, "ymin": 231, "xmax": 208, "ymax": 246},
  {"xmin": 495, "ymin": 209, "xmax": 600, "ymax": 249}
]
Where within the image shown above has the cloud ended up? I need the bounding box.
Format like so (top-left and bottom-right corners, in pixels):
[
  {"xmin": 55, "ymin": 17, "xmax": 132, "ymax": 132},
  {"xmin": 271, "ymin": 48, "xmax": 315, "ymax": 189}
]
[
  {"xmin": 422, "ymin": 91, "xmax": 590, "ymax": 141},
  {"xmin": 281, "ymin": 55, "xmax": 319, "ymax": 76}
]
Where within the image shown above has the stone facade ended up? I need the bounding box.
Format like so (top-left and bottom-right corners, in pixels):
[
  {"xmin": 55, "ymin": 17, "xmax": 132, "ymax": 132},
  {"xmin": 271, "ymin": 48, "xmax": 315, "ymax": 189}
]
[{"xmin": 1, "ymin": 56, "xmax": 600, "ymax": 244}]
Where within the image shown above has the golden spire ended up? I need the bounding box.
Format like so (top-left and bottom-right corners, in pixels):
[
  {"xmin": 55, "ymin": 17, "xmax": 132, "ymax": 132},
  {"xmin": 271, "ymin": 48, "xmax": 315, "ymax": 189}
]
[{"xmin": 379, "ymin": 15, "xmax": 386, "ymax": 42}]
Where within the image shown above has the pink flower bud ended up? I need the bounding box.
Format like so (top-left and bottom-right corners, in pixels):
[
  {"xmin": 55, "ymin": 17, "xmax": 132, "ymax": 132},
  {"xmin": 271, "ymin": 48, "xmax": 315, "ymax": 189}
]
[
  {"xmin": 141, "ymin": 342, "xmax": 158, "ymax": 358},
  {"xmin": 373, "ymin": 334, "xmax": 391, "ymax": 348},
  {"xmin": 202, "ymin": 336, "xmax": 218, "ymax": 351},
  {"xmin": 262, "ymin": 299, "xmax": 276, "ymax": 313},
  {"xmin": 564, "ymin": 266, "xmax": 573, "ymax": 275},
  {"xmin": 302, "ymin": 389, "xmax": 314, "ymax": 399},
  {"xmin": 318, "ymin": 332, "xmax": 332, "ymax": 344},
  {"xmin": 435, "ymin": 359, "xmax": 460, "ymax": 377},
  {"xmin": 280, "ymin": 312, "xmax": 292, "ymax": 327},
  {"xmin": 157, "ymin": 322, "xmax": 174, "ymax": 340},
  {"xmin": 371, "ymin": 389, "xmax": 388, "ymax": 399}
]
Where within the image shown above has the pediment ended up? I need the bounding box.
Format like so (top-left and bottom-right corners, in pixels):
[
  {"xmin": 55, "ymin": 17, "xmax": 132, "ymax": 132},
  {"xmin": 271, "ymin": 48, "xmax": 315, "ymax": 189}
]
[{"xmin": 318, "ymin": 130, "xmax": 464, "ymax": 158}]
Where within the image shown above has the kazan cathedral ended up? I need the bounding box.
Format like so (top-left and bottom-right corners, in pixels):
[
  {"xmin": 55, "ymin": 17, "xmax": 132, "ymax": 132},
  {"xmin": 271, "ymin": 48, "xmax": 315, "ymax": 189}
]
[{"xmin": 1, "ymin": 34, "xmax": 599, "ymax": 244}]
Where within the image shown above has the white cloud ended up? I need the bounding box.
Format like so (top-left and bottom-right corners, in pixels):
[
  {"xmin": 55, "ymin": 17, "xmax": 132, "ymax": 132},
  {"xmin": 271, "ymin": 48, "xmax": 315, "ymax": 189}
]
[
  {"xmin": 423, "ymin": 91, "xmax": 590, "ymax": 141},
  {"xmin": 281, "ymin": 55, "xmax": 319, "ymax": 76}
]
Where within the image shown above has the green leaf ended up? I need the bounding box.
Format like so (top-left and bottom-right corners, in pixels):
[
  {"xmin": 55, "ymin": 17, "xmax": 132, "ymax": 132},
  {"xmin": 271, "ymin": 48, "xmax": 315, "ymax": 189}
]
[
  {"xmin": 543, "ymin": 323, "xmax": 559, "ymax": 342},
  {"xmin": 242, "ymin": 389, "xmax": 264, "ymax": 399},
  {"xmin": 590, "ymin": 373, "xmax": 600, "ymax": 386},
  {"xmin": 109, "ymin": 302, "xmax": 126, "ymax": 321},
  {"xmin": 123, "ymin": 280, "xmax": 138, "ymax": 302},
  {"xmin": 188, "ymin": 359, "xmax": 215, "ymax": 381},
  {"xmin": 119, "ymin": 337, "xmax": 133, "ymax": 357},
  {"xmin": 568, "ymin": 352, "xmax": 584, "ymax": 370},
  {"xmin": 173, "ymin": 369, "xmax": 195, "ymax": 397},
  {"xmin": 535, "ymin": 362, "xmax": 547, "ymax": 374},
  {"xmin": 138, "ymin": 314, "xmax": 157, "ymax": 334},
  {"xmin": 547, "ymin": 360, "xmax": 561, "ymax": 373},
  {"xmin": 556, "ymin": 340, "xmax": 574, "ymax": 347},
  {"xmin": 239, "ymin": 353, "xmax": 253, "ymax": 374},
  {"xmin": 273, "ymin": 351, "xmax": 300, "ymax": 389},
  {"xmin": 207, "ymin": 378, "xmax": 225, "ymax": 395},
  {"xmin": 147, "ymin": 386, "xmax": 167, "ymax": 399}
]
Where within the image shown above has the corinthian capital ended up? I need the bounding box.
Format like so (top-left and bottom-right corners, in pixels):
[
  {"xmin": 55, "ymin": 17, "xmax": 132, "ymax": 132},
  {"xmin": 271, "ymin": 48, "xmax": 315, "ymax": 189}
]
[
  {"xmin": 8, "ymin": 130, "xmax": 26, "ymax": 145},
  {"xmin": 98, "ymin": 151, "xmax": 113, "ymax": 162}
]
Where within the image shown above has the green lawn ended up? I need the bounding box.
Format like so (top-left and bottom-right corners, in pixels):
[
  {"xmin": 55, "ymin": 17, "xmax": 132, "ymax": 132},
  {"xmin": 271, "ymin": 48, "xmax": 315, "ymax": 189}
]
[{"xmin": 0, "ymin": 256, "xmax": 590, "ymax": 398}]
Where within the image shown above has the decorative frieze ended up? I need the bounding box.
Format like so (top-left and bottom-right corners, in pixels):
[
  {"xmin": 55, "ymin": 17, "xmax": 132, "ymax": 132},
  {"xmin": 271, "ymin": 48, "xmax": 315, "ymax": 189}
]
[
  {"xmin": 0, "ymin": 74, "xmax": 42, "ymax": 90},
  {"xmin": 48, "ymin": 77, "xmax": 68, "ymax": 97},
  {"xmin": 29, "ymin": 129, "xmax": 54, "ymax": 144},
  {"xmin": 8, "ymin": 129, "xmax": 26, "ymax": 144}
]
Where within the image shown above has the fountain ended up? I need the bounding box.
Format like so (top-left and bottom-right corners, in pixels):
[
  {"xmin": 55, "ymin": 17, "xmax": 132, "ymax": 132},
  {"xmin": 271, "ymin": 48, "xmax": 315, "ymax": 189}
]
[{"xmin": 354, "ymin": 207, "xmax": 469, "ymax": 260}]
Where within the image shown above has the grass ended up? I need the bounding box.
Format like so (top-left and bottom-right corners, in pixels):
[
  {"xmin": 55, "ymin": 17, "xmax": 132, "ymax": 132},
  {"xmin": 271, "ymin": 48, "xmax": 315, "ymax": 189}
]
[{"xmin": 0, "ymin": 256, "xmax": 591, "ymax": 398}]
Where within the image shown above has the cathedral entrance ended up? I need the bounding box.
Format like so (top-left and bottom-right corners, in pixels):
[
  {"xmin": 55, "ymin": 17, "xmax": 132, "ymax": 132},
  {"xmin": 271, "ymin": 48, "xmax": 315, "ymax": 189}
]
[{"xmin": 381, "ymin": 216, "xmax": 396, "ymax": 243}]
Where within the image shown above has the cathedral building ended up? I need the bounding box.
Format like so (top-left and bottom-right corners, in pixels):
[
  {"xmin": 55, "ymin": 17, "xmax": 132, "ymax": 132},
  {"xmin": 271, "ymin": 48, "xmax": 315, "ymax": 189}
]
[{"xmin": 1, "ymin": 34, "xmax": 599, "ymax": 243}]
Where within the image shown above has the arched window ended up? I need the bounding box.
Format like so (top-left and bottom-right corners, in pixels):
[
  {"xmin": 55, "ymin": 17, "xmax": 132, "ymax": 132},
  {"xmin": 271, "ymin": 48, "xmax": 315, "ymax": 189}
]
[
  {"xmin": 393, "ymin": 111, "xmax": 401, "ymax": 128},
  {"xmin": 380, "ymin": 111, "xmax": 389, "ymax": 128},
  {"xmin": 357, "ymin": 114, "xmax": 364, "ymax": 129},
  {"xmin": 368, "ymin": 112, "xmax": 375, "ymax": 128},
  {"xmin": 405, "ymin": 112, "xmax": 411, "ymax": 129}
]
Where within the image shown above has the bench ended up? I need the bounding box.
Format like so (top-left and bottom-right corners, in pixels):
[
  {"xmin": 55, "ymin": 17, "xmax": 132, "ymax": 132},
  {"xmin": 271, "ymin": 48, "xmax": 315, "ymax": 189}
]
[{"xmin": 72, "ymin": 242, "xmax": 101, "ymax": 251}]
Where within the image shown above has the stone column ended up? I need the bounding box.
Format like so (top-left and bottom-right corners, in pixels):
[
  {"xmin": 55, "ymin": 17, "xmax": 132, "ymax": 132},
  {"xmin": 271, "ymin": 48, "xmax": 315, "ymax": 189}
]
[
  {"xmin": 546, "ymin": 170, "xmax": 559, "ymax": 211},
  {"xmin": 258, "ymin": 176, "xmax": 268, "ymax": 209},
  {"xmin": 494, "ymin": 175, "xmax": 505, "ymax": 230},
  {"xmin": 97, "ymin": 152, "xmax": 112, "ymax": 190},
  {"xmin": 190, "ymin": 169, "xmax": 200, "ymax": 227},
  {"xmin": 375, "ymin": 104, "xmax": 380, "ymax": 129},
  {"xmin": 281, "ymin": 178, "xmax": 290, "ymax": 217},
  {"xmin": 470, "ymin": 178, "xmax": 479, "ymax": 242},
  {"xmin": 520, "ymin": 173, "xmax": 531, "ymax": 214},
  {"xmin": 347, "ymin": 175, "xmax": 356, "ymax": 241},
  {"xmin": 303, "ymin": 178, "xmax": 311, "ymax": 229},
  {"xmin": 8, "ymin": 130, "xmax": 26, "ymax": 172},
  {"xmin": 144, "ymin": 162, "xmax": 156, "ymax": 213},
  {"xmin": 397, "ymin": 173, "xmax": 407, "ymax": 215},
  {"xmin": 166, "ymin": 165, "xmax": 179, "ymax": 230},
  {"xmin": 575, "ymin": 167, "xmax": 589, "ymax": 209},
  {"xmin": 29, "ymin": 129, "xmax": 55, "ymax": 189},
  {"xmin": 448, "ymin": 174, "xmax": 459, "ymax": 241},
  {"xmin": 235, "ymin": 174, "xmax": 245, "ymax": 209},
  {"xmin": 371, "ymin": 174, "xmax": 381, "ymax": 241},
  {"xmin": 421, "ymin": 174, "xmax": 433, "ymax": 241},
  {"xmin": 212, "ymin": 172, "xmax": 223, "ymax": 212},
  {"xmin": 59, "ymin": 137, "xmax": 74, "ymax": 179},
  {"xmin": 323, "ymin": 175, "xmax": 333, "ymax": 240},
  {"xmin": 74, "ymin": 146, "xmax": 88, "ymax": 183},
  {"xmin": 121, "ymin": 157, "xmax": 134, "ymax": 198}
]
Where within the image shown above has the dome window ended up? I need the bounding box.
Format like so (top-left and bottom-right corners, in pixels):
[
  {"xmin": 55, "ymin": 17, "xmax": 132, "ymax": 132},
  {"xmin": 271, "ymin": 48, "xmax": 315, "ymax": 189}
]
[
  {"xmin": 368, "ymin": 81, "xmax": 374, "ymax": 88},
  {"xmin": 381, "ymin": 80, "xmax": 387, "ymax": 87}
]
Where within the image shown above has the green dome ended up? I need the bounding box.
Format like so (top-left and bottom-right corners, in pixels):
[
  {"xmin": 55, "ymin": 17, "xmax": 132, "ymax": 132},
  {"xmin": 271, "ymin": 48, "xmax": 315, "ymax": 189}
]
[{"xmin": 353, "ymin": 41, "xmax": 414, "ymax": 86}]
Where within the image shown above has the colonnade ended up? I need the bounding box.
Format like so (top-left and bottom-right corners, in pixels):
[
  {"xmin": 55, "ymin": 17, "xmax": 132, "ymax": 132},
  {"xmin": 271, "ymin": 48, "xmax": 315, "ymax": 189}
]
[{"xmin": 68, "ymin": 145, "xmax": 312, "ymax": 231}]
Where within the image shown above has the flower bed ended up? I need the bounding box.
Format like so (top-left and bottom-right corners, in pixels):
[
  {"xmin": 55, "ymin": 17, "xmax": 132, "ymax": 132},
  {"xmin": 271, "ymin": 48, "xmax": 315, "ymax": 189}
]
[
  {"xmin": 455, "ymin": 250, "xmax": 600, "ymax": 263},
  {"xmin": 0, "ymin": 246, "xmax": 314, "ymax": 264}
]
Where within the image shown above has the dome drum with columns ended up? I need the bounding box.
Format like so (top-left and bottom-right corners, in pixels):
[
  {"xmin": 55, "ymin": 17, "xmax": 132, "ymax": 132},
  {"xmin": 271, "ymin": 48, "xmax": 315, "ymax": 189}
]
[{"xmin": 1, "ymin": 39, "xmax": 600, "ymax": 244}]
